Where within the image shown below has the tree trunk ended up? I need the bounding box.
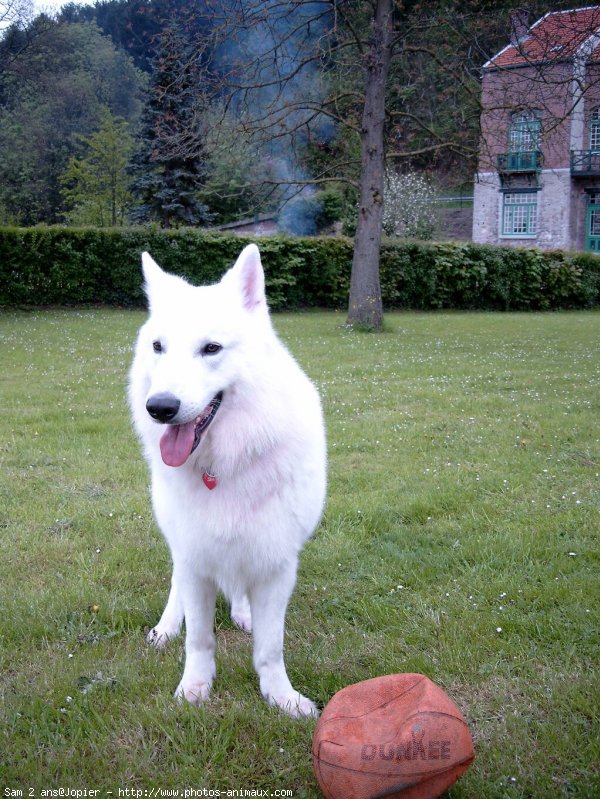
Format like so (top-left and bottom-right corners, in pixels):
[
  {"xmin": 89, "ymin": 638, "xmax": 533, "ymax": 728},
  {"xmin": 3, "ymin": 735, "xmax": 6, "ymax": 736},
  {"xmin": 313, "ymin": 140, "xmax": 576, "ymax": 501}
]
[{"xmin": 347, "ymin": 0, "xmax": 394, "ymax": 330}]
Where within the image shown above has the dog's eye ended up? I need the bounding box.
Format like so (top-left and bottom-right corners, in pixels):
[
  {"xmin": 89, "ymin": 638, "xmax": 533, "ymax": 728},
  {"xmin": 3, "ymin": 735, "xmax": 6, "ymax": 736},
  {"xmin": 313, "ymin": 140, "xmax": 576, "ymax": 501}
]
[
  {"xmin": 153, "ymin": 340, "xmax": 163, "ymax": 353},
  {"xmin": 202, "ymin": 342, "xmax": 222, "ymax": 356}
]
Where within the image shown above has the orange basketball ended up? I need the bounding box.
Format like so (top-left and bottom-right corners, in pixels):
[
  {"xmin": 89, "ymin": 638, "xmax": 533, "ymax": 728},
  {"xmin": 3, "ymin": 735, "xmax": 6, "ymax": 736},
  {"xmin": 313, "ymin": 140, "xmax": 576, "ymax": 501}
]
[{"xmin": 312, "ymin": 674, "xmax": 474, "ymax": 799}]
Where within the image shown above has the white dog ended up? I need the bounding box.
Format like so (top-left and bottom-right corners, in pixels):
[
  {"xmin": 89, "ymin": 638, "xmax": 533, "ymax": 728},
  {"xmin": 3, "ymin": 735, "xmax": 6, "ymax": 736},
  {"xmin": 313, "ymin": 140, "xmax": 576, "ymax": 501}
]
[{"xmin": 128, "ymin": 244, "xmax": 326, "ymax": 717}]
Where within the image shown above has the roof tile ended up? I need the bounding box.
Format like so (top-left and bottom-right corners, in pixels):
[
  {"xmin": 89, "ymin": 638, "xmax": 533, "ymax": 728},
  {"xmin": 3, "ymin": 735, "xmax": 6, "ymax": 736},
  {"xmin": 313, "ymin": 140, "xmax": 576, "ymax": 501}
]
[{"xmin": 486, "ymin": 6, "xmax": 600, "ymax": 69}]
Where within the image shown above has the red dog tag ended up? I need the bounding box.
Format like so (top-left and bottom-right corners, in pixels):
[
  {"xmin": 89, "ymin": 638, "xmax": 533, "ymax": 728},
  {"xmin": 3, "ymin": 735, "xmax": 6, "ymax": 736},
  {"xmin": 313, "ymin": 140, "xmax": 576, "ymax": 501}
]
[{"xmin": 202, "ymin": 471, "xmax": 217, "ymax": 490}]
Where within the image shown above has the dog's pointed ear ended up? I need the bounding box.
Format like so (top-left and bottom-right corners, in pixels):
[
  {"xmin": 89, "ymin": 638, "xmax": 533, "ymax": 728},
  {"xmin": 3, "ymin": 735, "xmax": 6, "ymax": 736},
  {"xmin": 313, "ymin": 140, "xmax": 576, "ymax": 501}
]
[
  {"xmin": 141, "ymin": 251, "xmax": 164, "ymax": 298},
  {"xmin": 223, "ymin": 244, "xmax": 266, "ymax": 311},
  {"xmin": 141, "ymin": 252, "xmax": 182, "ymax": 308}
]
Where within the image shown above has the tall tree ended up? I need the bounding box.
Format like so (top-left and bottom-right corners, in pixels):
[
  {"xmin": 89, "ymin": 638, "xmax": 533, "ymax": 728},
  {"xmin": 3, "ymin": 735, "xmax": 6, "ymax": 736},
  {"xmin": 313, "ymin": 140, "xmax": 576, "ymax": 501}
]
[
  {"xmin": 0, "ymin": 0, "xmax": 32, "ymax": 39},
  {"xmin": 128, "ymin": 14, "xmax": 211, "ymax": 228},
  {"xmin": 198, "ymin": 0, "xmax": 580, "ymax": 328},
  {"xmin": 0, "ymin": 19, "xmax": 145, "ymax": 224},
  {"xmin": 150, "ymin": 0, "xmax": 475, "ymax": 329},
  {"xmin": 61, "ymin": 107, "xmax": 135, "ymax": 226},
  {"xmin": 346, "ymin": 0, "xmax": 393, "ymax": 329}
]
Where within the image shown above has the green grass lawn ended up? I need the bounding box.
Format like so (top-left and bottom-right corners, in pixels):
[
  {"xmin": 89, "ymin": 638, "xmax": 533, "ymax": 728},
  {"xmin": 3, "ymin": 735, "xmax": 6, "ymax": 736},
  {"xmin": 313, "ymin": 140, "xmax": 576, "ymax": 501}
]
[{"xmin": 0, "ymin": 308, "xmax": 598, "ymax": 798}]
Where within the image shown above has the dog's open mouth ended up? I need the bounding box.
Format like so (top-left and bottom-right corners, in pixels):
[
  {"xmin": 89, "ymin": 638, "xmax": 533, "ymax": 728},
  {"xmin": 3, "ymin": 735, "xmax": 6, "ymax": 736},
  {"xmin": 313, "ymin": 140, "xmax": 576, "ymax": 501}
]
[{"xmin": 159, "ymin": 392, "xmax": 223, "ymax": 468}]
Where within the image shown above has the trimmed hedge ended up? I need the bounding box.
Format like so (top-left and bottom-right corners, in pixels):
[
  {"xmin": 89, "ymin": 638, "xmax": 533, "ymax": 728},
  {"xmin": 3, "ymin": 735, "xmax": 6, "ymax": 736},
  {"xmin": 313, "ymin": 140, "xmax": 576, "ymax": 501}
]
[{"xmin": 0, "ymin": 226, "xmax": 599, "ymax": 310}]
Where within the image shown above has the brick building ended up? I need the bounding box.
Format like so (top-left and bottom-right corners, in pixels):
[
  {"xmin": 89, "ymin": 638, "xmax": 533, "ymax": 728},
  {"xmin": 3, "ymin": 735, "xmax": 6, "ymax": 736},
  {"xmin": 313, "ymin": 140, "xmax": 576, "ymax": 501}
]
[{"xmin": 472, "ymin": 6, "xmax": 600, "ymax": 252}]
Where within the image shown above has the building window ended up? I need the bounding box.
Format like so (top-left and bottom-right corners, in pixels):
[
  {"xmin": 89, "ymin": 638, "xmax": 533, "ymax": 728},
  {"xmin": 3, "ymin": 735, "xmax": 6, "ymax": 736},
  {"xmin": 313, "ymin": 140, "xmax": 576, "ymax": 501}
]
[
  {"xmin": 590, "ymin": 107, "xmax": 600, "ymax": 152},
  {"xmin": 589, "ymin": 193, "xmax": 600, "ymax": 233},
  {"xmin": 502, "ymin": 192, "xmax": 537, "ymax": 236},
  {"xmin": 508, "ymin": 110, "xmax": 541, "ymax": 152},
  {"xmin": 586, "ymin": 191, "xmax": 600, "ymax": 252}
]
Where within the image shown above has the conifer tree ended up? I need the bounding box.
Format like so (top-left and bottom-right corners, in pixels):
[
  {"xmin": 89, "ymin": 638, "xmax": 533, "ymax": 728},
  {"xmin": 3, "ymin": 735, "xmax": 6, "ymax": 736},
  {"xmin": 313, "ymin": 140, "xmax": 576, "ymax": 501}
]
[
  {"xmin": 61, "ymin": 107, "xmax": 134, "ymax": 226},
  {"xmin": 128, "ymin": 15, "xmax": 210, "ymax": 228}
]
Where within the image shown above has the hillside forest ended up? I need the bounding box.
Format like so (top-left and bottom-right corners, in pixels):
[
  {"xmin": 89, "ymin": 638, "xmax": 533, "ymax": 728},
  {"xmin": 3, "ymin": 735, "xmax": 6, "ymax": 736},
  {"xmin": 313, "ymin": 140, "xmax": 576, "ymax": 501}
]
[{"xmin": 0, "ymin": 0, "xmax": 587, "ymax": 233}]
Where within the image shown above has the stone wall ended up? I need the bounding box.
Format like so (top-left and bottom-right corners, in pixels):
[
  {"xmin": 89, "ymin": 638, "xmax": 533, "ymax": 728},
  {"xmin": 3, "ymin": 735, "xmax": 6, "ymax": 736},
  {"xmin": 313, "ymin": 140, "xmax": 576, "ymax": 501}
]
[
  {"xmin": 473, "ymin": 169, "xmax": 583, "ymax": 250},
  {"xmin": 472, "ymin": 173, "xmax": 500, "ymax": 245}
]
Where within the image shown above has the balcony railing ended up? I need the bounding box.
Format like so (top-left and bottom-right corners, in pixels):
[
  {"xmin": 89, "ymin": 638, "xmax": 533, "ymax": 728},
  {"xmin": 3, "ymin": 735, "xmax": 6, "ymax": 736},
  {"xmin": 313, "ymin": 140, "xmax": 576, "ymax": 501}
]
[
  {"xmin": 497, "ymin": 151, "xmax": 542, "ymax": 173},
  {"xmin": 570, "ymin": 150, "xmax": 600, "ymax": 176}
]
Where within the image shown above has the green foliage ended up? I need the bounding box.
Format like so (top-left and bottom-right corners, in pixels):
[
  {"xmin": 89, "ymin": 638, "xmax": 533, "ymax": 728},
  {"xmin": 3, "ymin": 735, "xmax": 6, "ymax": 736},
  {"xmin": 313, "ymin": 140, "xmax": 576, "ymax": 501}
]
[
  {"xmin": 0, "ymin": 227, "xmax": 599, "ymax": 310},
  {"xmin": 317, "ymin": 187, "xmax": 346, "ymax": 228},
  {"xmin": 197, "ymin": 103, "xmax": 286, "ymax": 224},
  {"xmin": 3, "ymin": 1, "xmax": 590, "ymax": 231},
  {"xmin": 0, "ymin": 20, "xmax": 145, "ymax": 226},
  {"xmin": 128, "ymin": 16, "xmax": 212, "ymax": 228},
  {"xmin": 61, "ymin": 108, "xmax": 136, "ymax": 226},
  {"xmin": 378, "ymin": 240, "xmax": 600, "ymax": 310}
]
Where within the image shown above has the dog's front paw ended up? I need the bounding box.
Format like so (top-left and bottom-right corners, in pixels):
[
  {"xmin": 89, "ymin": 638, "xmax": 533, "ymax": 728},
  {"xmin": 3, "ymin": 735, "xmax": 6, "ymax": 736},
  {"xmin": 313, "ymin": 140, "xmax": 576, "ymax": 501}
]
[
  {"xmin": 147, "ymin": 625, "xmax": 180, "ymax": 649},
  {"xmin": 174, "ymin": 679, "xmax": 212, "ymax": 707},
  {"xmin": 267, "ymin": 691, "xmax": 319, "ymax": 719}
]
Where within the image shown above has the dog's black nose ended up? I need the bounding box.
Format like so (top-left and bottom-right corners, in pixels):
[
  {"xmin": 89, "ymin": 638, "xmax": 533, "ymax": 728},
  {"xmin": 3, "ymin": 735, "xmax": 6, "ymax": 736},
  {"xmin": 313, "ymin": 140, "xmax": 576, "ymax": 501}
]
[{"xmin": 146, "ymin": 393, "xmax": 181, "ymax": 423}]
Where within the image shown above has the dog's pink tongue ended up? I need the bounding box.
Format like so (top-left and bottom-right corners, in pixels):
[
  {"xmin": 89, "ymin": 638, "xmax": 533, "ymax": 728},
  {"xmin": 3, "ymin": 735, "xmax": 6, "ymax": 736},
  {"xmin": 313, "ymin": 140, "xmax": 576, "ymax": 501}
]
[{"xmin": 160, "ymin": 422, "xmax": 196, "ymax": 467}]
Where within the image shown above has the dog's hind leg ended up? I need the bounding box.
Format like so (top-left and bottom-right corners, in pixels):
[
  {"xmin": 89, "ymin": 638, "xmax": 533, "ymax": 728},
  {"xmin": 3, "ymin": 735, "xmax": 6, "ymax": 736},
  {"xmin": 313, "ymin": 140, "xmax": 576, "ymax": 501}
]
[
  {"xmin": 250, "ymin": 561, "xmax": 318, "ymax": 719},
  {"xmin": 230, "ymin": 593, "xmax": 252, "ymax": 633},
  {"xmin": 147, "ymin": 572, "xmax": 184, "ymax": 648}
]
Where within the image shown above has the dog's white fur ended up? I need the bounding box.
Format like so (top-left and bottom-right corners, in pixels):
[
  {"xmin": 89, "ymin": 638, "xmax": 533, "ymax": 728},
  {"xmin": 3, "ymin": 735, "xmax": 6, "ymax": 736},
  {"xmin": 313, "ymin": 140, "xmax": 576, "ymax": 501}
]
[{"xmin": 128, "ymin": 244, "xmax": 326, "ymax": 717}]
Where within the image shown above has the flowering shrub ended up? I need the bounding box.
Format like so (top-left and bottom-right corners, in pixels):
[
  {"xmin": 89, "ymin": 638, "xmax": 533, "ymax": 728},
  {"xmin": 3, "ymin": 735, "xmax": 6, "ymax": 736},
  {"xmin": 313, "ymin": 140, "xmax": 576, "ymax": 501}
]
[{"xmin": 382, "ymin": 170, "xmax": 437, "ymax": 239}]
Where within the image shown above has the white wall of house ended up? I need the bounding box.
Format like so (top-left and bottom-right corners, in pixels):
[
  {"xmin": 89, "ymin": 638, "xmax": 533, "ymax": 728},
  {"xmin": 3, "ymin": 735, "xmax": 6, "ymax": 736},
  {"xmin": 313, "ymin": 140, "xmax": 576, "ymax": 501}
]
[
  {"xmin": 472, "ymin": 169, "xmax": 575, "ymax": 250},
  {"xmin": 536, "ymin": 169, "xmax": 573, "ymax": 249},
  {"xmin": 472, "ymin": 172, "xmax": 500, "ymax": 245}
]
